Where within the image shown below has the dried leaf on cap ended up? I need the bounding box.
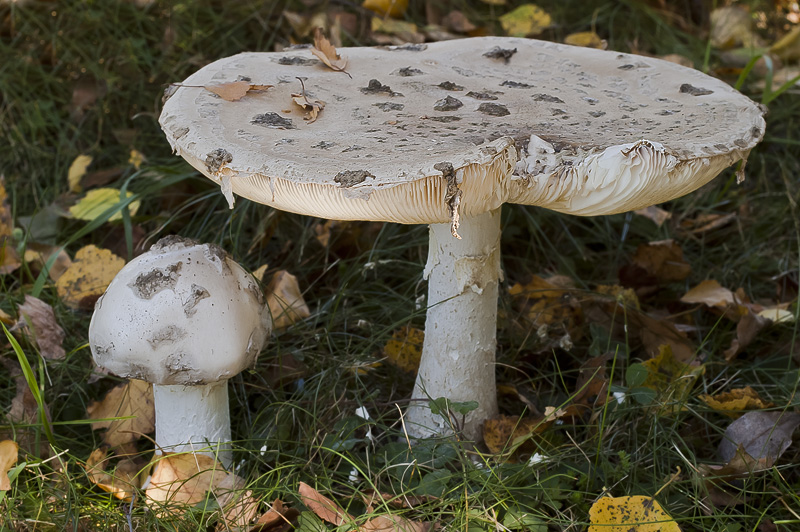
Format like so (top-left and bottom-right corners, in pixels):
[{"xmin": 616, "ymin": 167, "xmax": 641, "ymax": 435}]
[
  {"xmin": 16, "ymin": 295, "xmax": 66, "ymax": 360},
  {"xmin": 291, "ymin": 79, "xmax": 325, "ymax": 123},
  {"xmin": 311, "ymin": 28, "xmax": 350, "ymax": 76},
  {"xmin": 204, "ymin": 81, "xmax": 273, "ymax": 102}
]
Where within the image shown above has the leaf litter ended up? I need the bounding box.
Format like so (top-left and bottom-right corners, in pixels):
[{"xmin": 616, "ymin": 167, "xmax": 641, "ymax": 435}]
[{"xmin": 311, "ymin": 27, "xmax": 351, "ymax": 77}]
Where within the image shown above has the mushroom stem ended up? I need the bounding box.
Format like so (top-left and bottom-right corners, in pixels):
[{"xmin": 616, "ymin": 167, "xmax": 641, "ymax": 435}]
[
  {"xmin": 407, "ymin": 208, "xmax": 502, "ymax": 440},
  {"xmin": 152, "ymin": 381, "xmax": 232, "ymax": 466}
]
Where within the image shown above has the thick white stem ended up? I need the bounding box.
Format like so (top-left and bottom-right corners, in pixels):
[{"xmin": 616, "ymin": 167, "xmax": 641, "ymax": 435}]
[
  {"xmin": 153, "ymin": 381, "xmax": 232, "ymax": 466},
  {"xmin": 407, "ymin": 208, "xmax": 502, "ymax": 441}
]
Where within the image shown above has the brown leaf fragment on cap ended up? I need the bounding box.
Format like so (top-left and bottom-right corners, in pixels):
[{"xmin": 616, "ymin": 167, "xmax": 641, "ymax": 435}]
[
  {"xmin": 204, "ymin": 81, "xmax": 273, "ymax": 102},
  {"xmin": 483, "ymin": 46, "xmax": 517, "ymax": 63},
  {"xmin": 311, "ymin": 27, "xmax": 351, "ymax": 77},
  {"xmin": 680, "ymin": 83, "xmax": 714, "ymax": 96}
]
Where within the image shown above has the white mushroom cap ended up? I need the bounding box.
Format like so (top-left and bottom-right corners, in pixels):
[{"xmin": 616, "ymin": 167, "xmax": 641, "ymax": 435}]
[
  {"xmin": 89, "ymin": 236, "xmax": 271, "ymax": 385},
  {"xmin": 159, "ymin": 36, "xmax": 765, "ymax": 224}
]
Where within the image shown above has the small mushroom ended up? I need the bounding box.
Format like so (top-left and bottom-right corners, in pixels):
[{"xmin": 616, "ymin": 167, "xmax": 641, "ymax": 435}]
[
  {"xmin": 89, "ymin": 236, "xmax": 271, "ymax": 465},
  {"xmin": 159, "ymin": 37, "xmax": 765, "ymax": 441}
]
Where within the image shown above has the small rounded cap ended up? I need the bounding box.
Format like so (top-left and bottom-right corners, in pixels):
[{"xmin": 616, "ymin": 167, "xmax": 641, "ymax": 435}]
[{"xmin": 89, "ymin": 236, "xmax": 271, "ymax": 385}]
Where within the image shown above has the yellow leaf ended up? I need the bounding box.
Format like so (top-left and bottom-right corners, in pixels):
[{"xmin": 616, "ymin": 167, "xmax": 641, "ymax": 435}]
[
  {"xmin": 371, "ymin": 17, "xmax": 421, "ymax": 40},
  {"xmin": 483, "ymin": 414, "xmax": 550, "ymax": 455},
  {"xmin": 128, "ymin": 149, "xmax": 145, "ymax": 169},
  {"xmin": 0, "ymin": 175, "xmax": 13, "ymax": 239},
  {"xmin": 85, "ymin": 447, "xmax": 144, "ymax": 501},
  {"xmin": 87, "ymin": 379, "xmax": 155, "ymax": 448},
  {"xmin": 55, "ymin": 245, "xmax": 125, "ymax": 310},
  {"xmin": 145, "ymin": 453, "xmax": 226, "ymax": 516},
  {"xmin": 480, "ymin": 0, "xmax": 506, "ymax": 4},
  {"xmin": 0, "ymin": 440, "xmax": 19, "ymax": 491},
  {"xmin": 203, "ymin": 81, "xmax": 273, "ymax": 102},
  {"xmin": 770, "ymin": 25, "xmax": 800, "ymax": 61},
  {"xmin": 589, "ymin": 495, "xmax": 680, "ymax": 532},
  {"xmin": 564, "ymin": 31, "xmax": 607, "ymax": 49},
  {"xmin": 700, "ymin": 386, "xmax": 774, "ymax": 417},
  {"xmin": 383, "ymin": 325, "xmax": 424, "ymax": 372},
  {"xmin": 311, "ymin": 27, "xmax": 349, "ymax": 75},
  {"xmin": 757, "ymin": 307, "xmax": 794, "ymax": 323},
  {"xmin": 69, "ymin": 187, "xmax": 140, "ymax": 222},
  {"xmin": 68, "ymin": 154, "xmax": 93, "ymax": 193},
  {"xmin": 266, "ymin": 270, "xmax": 311, "ymax": 329},
  {"xmin": 499, "ymin": 4, "xmax": 551, "ymax": 37},
  {"xmin": 362, "ymin": 0, "xmax": 408, "ymax": 18},
  {"xmin": 641, "ymin": 345, "xmax": 704, "ymax": 413}
]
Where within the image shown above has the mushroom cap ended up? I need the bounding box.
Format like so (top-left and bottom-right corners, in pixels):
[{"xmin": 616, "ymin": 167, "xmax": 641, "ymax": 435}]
[
  {"xmin": 88, "ymin": 236, "xmax": 271, "ymax": 386},
  {"xmin": 159, "ymin": 36, "xmax": 765, "ymax": 223}
]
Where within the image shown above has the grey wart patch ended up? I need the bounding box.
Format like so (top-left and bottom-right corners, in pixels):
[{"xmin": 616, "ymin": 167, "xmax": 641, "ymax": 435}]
[
  {"xmin": 183, "ymin": 284, "xmax": 211, "ymax": 317},
  {"xmin": 483, "ymin": 46, "xmax": 517, "ymax": 63},
  {"xmin": 361, "ymin": 79, "xmax": 403, "ymax": 97},
  {"xmin": 434, "ymin": 95, "xmax": 463, "ymax": 111},
  {"xmin": 277, "ymin": 56, "xmax": 319, "ymax": 66},
  {"xmin": 373, "ymin": 102, "xmax": 404, "ymax": 112},
  {"xmin": 172, "ymin": 126, "xmax": 189, "ymax": 140},
  {"xmin": 386, "ymin": 43, "xmax": 427, "ymax": 51},
  {"xmin": 466, "ymin": 91, "xmax": 499, "ymax": 101},
  {"xmin": 429, "ymin": 116, "xmax": 461, "ymax": 123},
  {"xmin": 533, "ymin": 93, "xmax": 564, "ymax": 103},
  {"xmin": 501, "ymin": 80, "xmax": 533, "ymax": 89},
  {"xmin": 147, "ymin": 325, "xmax": 187, "ymax": 350},
  {"xmin": 438, "ymin": 81, "xmax": 464, "ymax": 91},
  {"xmin": 478, "ymin": 103, "xmax": 510, "ymax": 116},
  {"xmin": 397, "ymin": 67, "xmax": 424, "ymax": 76},
  {"xmin": 335, "ymin": 170, "xmax": 375, "ymax": 187},
  {"xmin": 129, "ymin": 262, "xmax": 182, "ymax": 299},
  {"xmin": 252, "ymin": 112, "xmax": 295, "ymax": 129},
  {"xmin": 151, "ymin": 235, "xmax": 197, "ymax": 253},
  {"xmin": 679, "ymin": 83, "xmax": 714, "ymax": 96},
  {"xmin": 202, "ymin": 242, "xmax": 231, "ymax": 275},
  {"xmin": 205, "ymin": 148, "xmax": 232, "ymax": 174}
]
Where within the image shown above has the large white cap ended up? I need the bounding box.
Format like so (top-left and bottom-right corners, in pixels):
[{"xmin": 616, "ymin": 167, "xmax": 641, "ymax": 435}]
[
  {"xmin": 89, "ymin": 236, "xmax": 271, "ymax": 385},
  {"xmin": 160, "ymin": 36, "xmax": 765, "ymax": 224}
]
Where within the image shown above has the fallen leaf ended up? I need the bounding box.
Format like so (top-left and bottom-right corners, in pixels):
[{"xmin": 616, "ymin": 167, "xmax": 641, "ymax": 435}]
[
  {"xmin": 722, "ymin": 309, "xmax": 771, "ymax": 361},
  {"xmin": 362, "ymin": 0, "xmax": 409, "ymax": 18},
  {"xmin": 251, "ymin": 499, "xmax": 300, "ymax": 532},
  {"xmin": 361, "ymin": 514, "xmax": 431, "ymax": 532},
  {"xmin": 16, "ymin": 295, "xmax": 66, "ymax": 360},
  {"xmin": 564, "ymin": 31, "xmax": 607, "ymax": 49},
  {"xmin": 0, "ymin": 176, "xmax": 20, "ymax": 275},
  {"xmin": 700, "ymin": 387, "xmax": 774, "ymax": 417},
  {"xmin": 588, "ymin": 495, "xmax": 680, "ymax": 532},
  {"xmin": 383, "ymin": 326, "xmax": 424, "ymax": 372},
  {"xmin": 699, "ymin": 444, "xmax": 772, "ymax": 478},
  {"xmin": 266, "ymin": 270, "xmax": 311, "ymax": 329},
  {"xmin": 499, "ymin": 4, "xmax": 551, "ymax": 37},
  {"xmin": 771, "ymin": 25, "xmax": 800, "ymax": 62},
  {"xmin": 640, "ymin": 345, "xmax": 704, "ymax": 412},
  {"xmin": 371, "ymin": 18, "xmax": 424, "ymax": 43},
  {"xmin": 311, "ymin": 28, "xmax": 349, "ymax": 75},
  {"xmin": 128, "ymin": 149, "xmax": 146, "ymax": 169},
  {"xmin": 55, "ymin": 245, "xmax": 125, "ymax": 310},
  {"xmin": 710, "ymin": 6, "xmax": 763, "ymax": 50},
  {"xmin": 483, "ymin": 415, "xmax": 551, "ymax": 455},
  {"xmin": 508, "ymin": 275, "xmax": 582, "ymax": 341},
  {"xmin": 441, "ymin": 11, "xmax": 477, "ymax": 34},
  {"xmin": 297, "ymin": 481, "xmax": 353, "ymax": 526},
  {"xmin": 87, "ymin": 379, "xmax": 155, "ymax": 449},
  {"xmin": 678, "ymin": 212, "xmax": 736, "ymax": 235},
  {"xmin": 757, "ymin": 307, "xmax": 794, "ymax": 323},
  {"xmin": 23, "ymin": 243, "xmax": 72, "ymax": 281},
  {"xmin": 69, "ymin": 187, "xmax": 140, "ymax": 222},
  {"xmin": 67, "ymin": 154, "xmax": 93, "ymax": 193},
  {"xmin": 0, "ymin": 175, "xmax": 14, "ymax": 239},
  {"xmin": 213, "ymin": 472, "xmax": 260, "ymax": 531},
  {"xmin": 681, "ymin": 280, "xmax": 748, "ymax": 320},
  {"xmin": 291, "ymin": 80, "xmax": 326, "ymax": 124},
  {"xmin": 204, "ymin": 81, "xmax": 273, "ymax": 102},
  {"xmin": 145, "ymin": 453, "xmax": 226, "ymax": 515},
  {"xmin": 0, "ymin": 358, "xmax": 50, "ymax": 457},
  {"xmin": 85, "ymin": 447, "xmax": 144, "ymax": 501},
  {"xmin": 718, "ymin": 411, "xmax": 800, "ymax": 464},
  {"xmin": 0, "ymin": 440, "xmax": 18, "ymax": 491},
  {"xmin": 619, "ymin": 240, "xmax": 691, "ymax": 288}
]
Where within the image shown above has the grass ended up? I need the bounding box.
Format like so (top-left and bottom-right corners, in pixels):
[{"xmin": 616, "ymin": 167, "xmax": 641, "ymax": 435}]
[{"xmin": 2, "ymin": 0, "xmax": 800, "ymax": 530}]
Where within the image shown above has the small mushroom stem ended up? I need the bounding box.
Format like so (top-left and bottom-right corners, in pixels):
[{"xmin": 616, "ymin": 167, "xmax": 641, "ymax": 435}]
[
  {"xmin": 152, "ymin": 381, "xmax": 232, "ymax": 466},
  {"xmin": 407, "ymin": 208, "xmax": 502, "ymax": 440}
]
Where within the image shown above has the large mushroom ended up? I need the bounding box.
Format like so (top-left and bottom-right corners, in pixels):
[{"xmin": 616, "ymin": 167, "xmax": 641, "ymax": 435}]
[
  {"xmin": 159, "ymin": 37, "xmax": 765, "ymax": 440},
  {"xmin": 89, "ymin": 236, "xmax": 271, "ymax": 464}
]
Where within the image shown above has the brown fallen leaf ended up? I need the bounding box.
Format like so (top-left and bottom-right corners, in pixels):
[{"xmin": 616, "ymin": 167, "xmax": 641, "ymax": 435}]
[
  {"xmin": 0, "ymin": 357, "xmax": 49, "ymax": 457},
  {"xmin": 678, "ymin": 212, "xmax": 736, "ymax": 235},
  {"xmin": 718, "ymin": 411, "xmax": 800, "ymax": 465},
  {"xmin": 311, "ymin": 27, "xmax": 350, "ymax": 76},
  {"xmin": 619, "ymin": 240, "xmax": 691, "ymax": 288},
  {"xmin": 633, "ymin": 205, "xmax": 672, "ymax": 227},
  {"xmin": 291, "ymin": 78, "xmax": 326, "ymax": 124},
  {"xmin": 361, "ymin": 514, "xmax": 431, "ymax": 532},
  {"xmin": 213, "ymin": 472, "xmax": 260, "ymax": 531},
  {"xmin": 15, "ymin": 295, "xmax": 66, "ymax": 360},
  {"xmin": 0, "ymin": 440, "xmax": 19, "ymax": 491},
  {"xmin": 85, "ymin": 447, "xmax": 145, "ymax": 501},
  {"xmin": 251, "ymin": 499, "xmax": 300, "ymax": 532},
  {"xmin": 266, "ymin": 270, "xmax": 311, "ymax": 329},
  {"xmin": 483, "ymin": 415, "xmax": 551, "ymax": 456},
  {"xmin": 0, "ymin": 176, "xmax": 20, "ymax": 275},
  {"xmin": 383, "ymin": 326, "xmax": 424, "ymax": 372},
  {"xmin": 441, "ymin": 10, "xmax": 477, "ymax": 34},
  {"xmin": 722, "ymin": 309, "xmax": 771, "ymax": 361},
  {"xmin": 204, "ymin": 81, "xmax": 273, "ymax": 102},
  {"xmin": 298, "ymin": 481, "xmax": 353, "ymax": 526},
  {"xmin": 700, "ymin": 387, "xmax": 775, "ymax": 417},
  {"xmin": 680, "ymin": 279, "xmax": 749, "ymax": 321},
  {"xmin": 145, "ymin": 453, "xmax": 226, "ymax": 516},
  {"xmin": 87, "ymin": 379, "xmax": 155, "ymax": 449},
  {"xmin": 640, "ymin": 345, "xmax": 705, "ymax": 414},
  {"xmin": 23, "ymin": 243, "xmax": 72, "ymax": 282},
  {"xmin": 55, "ymin": 245, "xmax": 125, "ymax": 310}
]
